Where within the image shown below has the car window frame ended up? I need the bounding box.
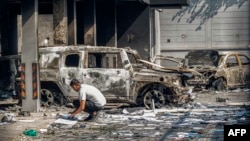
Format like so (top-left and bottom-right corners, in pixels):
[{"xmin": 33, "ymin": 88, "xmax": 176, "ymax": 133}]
[
  {"xmin": 225, "ymin": 54, "xmax": 240, "ymax": 68},
  {"xmin": 238, "ymin": 55, "xmax": 250, "ymax": 66},
  {"xmin": 64, "ymin": 53, "xmax": 80, "ymax": 68},
  {"xmin": 87, "ymin": 52, "xmax": 123, "ymax": 69}
]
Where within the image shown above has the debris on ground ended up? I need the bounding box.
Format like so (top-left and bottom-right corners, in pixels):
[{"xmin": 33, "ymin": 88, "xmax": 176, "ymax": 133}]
[
  {"xmin": 23, "ymin": 129, "xmax": 38, "ymax": 137},
  {"xmin": 0, "ymin": 91, "xmax": 249, "ymax": 141},
  {"xmin": 216, "ymin": 97, "xmax": 229, "ymax": 102},
  {"xmin": 1, "ymin": 113, "xmax": 16, "ymax": 122}
]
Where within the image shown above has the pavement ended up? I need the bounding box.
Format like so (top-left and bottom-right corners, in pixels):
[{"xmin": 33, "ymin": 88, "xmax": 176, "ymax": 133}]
[{"xmin": 0, "ymin": 89, "xmax": 250, "ymax": 141}]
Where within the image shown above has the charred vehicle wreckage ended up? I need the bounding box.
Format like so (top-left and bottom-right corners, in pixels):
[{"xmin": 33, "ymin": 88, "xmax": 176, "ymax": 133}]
[
  {"xmin": 0, "ymin": 46, "xmax": 194, "ymax": 109},
  {"xmin": 1, "ymin": 47, "xmax": 249, "ymax": 108},
  {"xmin": 184, "ymin": 50, "xmax": 250, "ymax": 91},
  {"xmin": 38, "ymin": 46, "xmax": 193, "ymax": 109}
]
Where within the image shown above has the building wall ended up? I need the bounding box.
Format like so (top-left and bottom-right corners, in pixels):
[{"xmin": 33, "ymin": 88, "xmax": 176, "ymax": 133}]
[
  {"xmin": 211, "ymin": 0, "xmax": 249, "ymax": 49},
  {"xmin": 53, "ymin": 0, "xmax": 67, "ymax": 45},
  {"xmin": 117, "ymin": 3, "xmax": 150, "ymax": 60},
  {"xmin": 18, "ymin": 14, "xmax": 54, "ymax": 51},
  {"xmin": 160, "ymin": 0, "xmax": 250, "ymax": 57},
  {"xmin": 38, "ymin": 15, "xmax": 54, "ymax": 47}
]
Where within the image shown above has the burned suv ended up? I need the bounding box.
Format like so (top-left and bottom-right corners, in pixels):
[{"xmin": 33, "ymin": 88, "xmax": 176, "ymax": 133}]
[
  {"xmin": 39, "ymin": 46, "xmax": 191, "ymax": 109},
  {"xmin": 185, "ymin": 50, "xmax": 250, "ymax": 91}
]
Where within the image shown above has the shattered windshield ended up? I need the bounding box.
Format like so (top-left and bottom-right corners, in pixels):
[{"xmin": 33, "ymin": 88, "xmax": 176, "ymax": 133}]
[{"xmin": 185, "ymin": 50, "xmax": 220, "ymax": 67}]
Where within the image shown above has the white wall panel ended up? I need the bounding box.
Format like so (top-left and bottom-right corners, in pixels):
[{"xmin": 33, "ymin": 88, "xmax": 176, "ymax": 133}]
[{"xmin": 160, "ymin": 0, "xmax": 250, "ymax": 55}]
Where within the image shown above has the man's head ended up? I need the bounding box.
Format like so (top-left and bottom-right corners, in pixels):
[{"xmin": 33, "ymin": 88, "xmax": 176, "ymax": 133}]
[{"xmin": 70, "ymin": 79, "xmax": 81, "ymax": 91}]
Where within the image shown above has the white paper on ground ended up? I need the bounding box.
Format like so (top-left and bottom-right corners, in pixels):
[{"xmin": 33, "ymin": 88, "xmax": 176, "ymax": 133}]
[
  {"xmin": 18, "ymin": 119, "xmax": 35, "ymax": 122},
  {"xmin": 54, "ymin": 118, "xmax": 78, "ymax": 125}
]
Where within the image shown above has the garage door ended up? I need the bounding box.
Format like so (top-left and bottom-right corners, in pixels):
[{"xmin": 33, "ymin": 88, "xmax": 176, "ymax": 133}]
[{"xmin": 160, "ymin": 0, "xmax": 250, "ymax": 51}]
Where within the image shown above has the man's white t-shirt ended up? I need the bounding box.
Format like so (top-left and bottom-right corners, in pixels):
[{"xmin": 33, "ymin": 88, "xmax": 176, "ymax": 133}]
[{"xmin": 79, "ymin": 84, "xmax": 106, "ymax": 107}]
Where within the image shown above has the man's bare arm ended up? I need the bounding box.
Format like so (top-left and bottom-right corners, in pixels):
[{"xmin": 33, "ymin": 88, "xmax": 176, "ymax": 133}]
[{"xmin": 70, "ymin": 100, "xmax": 85, "ymax": 117}]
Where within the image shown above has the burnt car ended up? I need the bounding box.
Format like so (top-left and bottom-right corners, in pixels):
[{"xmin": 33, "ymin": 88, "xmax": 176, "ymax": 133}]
[
  {"xmin": 185, "ymin": 50, "xmax": 250, "ymax": 90},
  {"xmin": 214, "ymin": 52, "xmax": 250, "ymax": 90},
  {"xmin": 39, "ymin": 46, "xmax": 192, "ymax": 109}
]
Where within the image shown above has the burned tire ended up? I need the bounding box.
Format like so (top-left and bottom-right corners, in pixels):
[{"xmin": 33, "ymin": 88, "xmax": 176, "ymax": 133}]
[
  {"xmin": 143, "ymin": 89, "xmax": 166, "ymax": 109},
  {"xmin": 40, "ymin": 88, "xmax": 66, "ymax": 107},
  {"xmin": 215, "ymin": 78, "xmax": 227, "ymax": 91},
  {"xmin": 40, "ymin": 89, "xmax": 54, "ymax": 107},
  {"xmin": 136, "ymin": 83, "xmax": 173, "ymax": 109}
]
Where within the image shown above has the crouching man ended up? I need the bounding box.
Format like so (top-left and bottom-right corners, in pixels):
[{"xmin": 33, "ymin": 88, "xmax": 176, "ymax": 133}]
[{"xmin": 69, "ymin": 79, "xmax": 106, "ymax": 122}]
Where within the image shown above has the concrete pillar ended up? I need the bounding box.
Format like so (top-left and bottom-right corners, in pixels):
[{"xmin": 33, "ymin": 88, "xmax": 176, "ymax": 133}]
[
  {"xmin": 53, "ymin": 0, "xmax": 67, "ymax": 45},
  {"xmin": 21, "ymin": 0, "xmax": 40, "ymax": 112},
  {"xmin": 83, "ymin": 0, "xmax": 96, "ymax": 45},
  {"xmin": 17, "ymin": 15, "xmax": 22, "ymax": 54},
  {"xmin": 154, "ymin": 9, "xmax": 161, "ymax": 65},
  {"xmin": 149, "ymin": 8, "xmax": 153, "ymax": 60},
  {"xmin": 93, "ymin": 0, "xmax": 97, "ymax": 46},
  {"xmin": 114, "ymin": 1, "xmax": 117, "ymax": 47},
  {"xmin": 67, "ymin": 0, "xmax": 76, "ymax": 45}
]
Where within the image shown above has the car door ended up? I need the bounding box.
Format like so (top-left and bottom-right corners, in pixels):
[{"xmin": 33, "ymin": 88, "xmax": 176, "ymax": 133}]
[
  {"xmin": 224, "ymin": 54, "xmax": 243, "ymax": 87},
  {"xmin": 81, "ymin": 50, "xmax": 131, "ymax": 101},
  {"xmin": 238, "ymin": 55, "xmax": 250, "ymax": 85},
  {"xmin": 59, "ymin": 52, "xmax": 82, "ymax": 98}
]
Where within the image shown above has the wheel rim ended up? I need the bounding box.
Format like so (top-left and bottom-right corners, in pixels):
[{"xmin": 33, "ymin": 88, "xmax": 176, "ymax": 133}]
[
  {"xmin": 40, "ymin": 89, "xmax": 54, "ymax": 107},
  {"xmin": 143, "ymin": 90, "xmax": 165, "ymax": 109}
]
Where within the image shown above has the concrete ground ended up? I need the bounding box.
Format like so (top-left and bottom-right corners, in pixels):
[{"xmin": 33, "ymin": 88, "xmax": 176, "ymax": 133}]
[{"xmin": 0, "ymin": 89, "xmax": 250, "ymax": 141}]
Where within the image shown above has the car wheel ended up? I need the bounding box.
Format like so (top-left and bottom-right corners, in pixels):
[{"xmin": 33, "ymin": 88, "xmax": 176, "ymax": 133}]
[
  {"xmin": 40, "ymin": 89, "xmax": 54, "ymax": 107},
  {"xmin": 143, "ymin": 89, "xmax": 166, "ymax": 109},
  {"xmin": 216, "ymin": 78, "xmax": 227, "ymax": 91}
]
